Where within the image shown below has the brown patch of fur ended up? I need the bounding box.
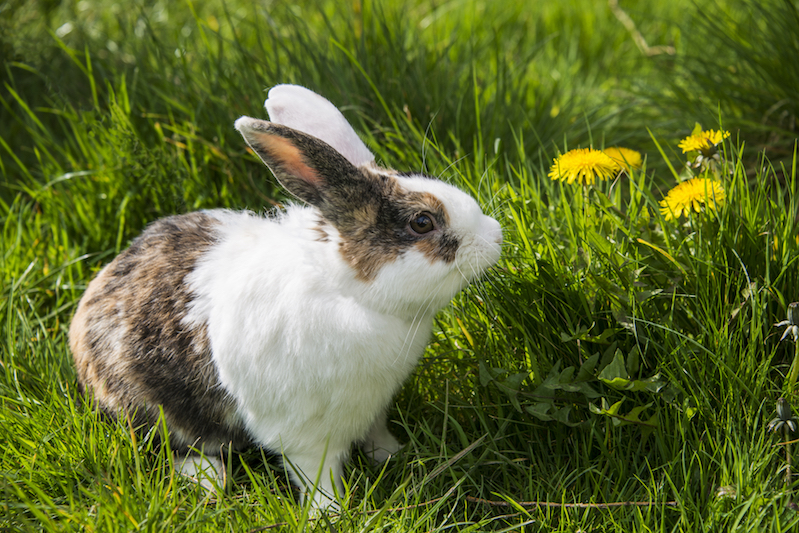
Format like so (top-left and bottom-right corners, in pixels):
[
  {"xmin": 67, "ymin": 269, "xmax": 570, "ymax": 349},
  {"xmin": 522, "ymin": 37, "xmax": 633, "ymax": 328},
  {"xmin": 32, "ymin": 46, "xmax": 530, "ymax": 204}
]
[
  {"xmin": 242, "ymin": 122, "xmax": 461, "ymax": 281},
  {"xmin": 243, "ymin": 123, "xmax": 358, "ymax": 207},
  {"xmin": 70, "ymin": 212, "xmax": 252, "ymax": 452},
  {"xmin": 413, "ymin": 231, "xmax": 460, "ymax": 264},
  {"xmin": 334, "ymin": 171, "xmax": 459, "ymax": 281},
  {"xmin": 255, "ymin": 135, "xmax": 323, "ymax": 188},
  {"xmin": 312, "ymin": 220, "xmax": 331, "ymax": 242}
]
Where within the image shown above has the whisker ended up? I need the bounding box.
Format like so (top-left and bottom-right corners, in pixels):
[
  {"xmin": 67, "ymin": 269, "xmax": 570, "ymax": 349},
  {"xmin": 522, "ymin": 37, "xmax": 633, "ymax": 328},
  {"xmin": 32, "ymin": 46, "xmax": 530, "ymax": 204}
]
[
  {"xmin": 393, "ymin": 285, "xmax": 446, "ymax": 367},
  {"xmin": 437, "ymin": 154, "xmax": 470, "ymax": 183}
]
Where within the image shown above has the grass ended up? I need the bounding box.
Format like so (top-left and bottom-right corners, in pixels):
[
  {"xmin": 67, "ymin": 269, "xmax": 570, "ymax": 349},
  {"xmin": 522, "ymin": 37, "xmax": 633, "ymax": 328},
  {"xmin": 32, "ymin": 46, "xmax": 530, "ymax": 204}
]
[{"xmin": 2, "ymin": 0, "xmax": 799, "ymax": 530}]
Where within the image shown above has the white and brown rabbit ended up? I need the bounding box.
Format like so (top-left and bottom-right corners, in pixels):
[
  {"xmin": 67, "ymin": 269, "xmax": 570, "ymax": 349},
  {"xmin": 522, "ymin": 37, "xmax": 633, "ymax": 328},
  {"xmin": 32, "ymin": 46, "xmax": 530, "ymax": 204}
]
[{"xmin": 70, "ymin": 84, "xmax": 502, "ymax": 508}]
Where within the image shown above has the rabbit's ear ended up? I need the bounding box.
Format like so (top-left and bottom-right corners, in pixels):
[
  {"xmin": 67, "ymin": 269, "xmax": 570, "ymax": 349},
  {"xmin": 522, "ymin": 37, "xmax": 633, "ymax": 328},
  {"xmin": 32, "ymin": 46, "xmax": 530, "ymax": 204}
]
[
  {"xmin": 264, "ymin": 85, "xmax": 375, "ymax": 168},
  {"xmin": 234, "ymin": 117, "xmax": 359, "ymax": 207}
]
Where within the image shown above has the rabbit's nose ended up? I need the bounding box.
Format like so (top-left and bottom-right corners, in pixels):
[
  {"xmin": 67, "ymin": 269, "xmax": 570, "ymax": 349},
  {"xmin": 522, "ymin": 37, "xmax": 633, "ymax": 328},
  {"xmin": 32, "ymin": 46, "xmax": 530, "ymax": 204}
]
[{"xmin": 482, "ymin": 216, "xmax": 503, "ymax": 245}]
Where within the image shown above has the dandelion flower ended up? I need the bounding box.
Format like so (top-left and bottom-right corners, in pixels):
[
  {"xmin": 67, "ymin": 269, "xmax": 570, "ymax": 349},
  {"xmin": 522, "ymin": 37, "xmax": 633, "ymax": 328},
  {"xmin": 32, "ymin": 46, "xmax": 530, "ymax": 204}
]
[
  {"xmin": 678, "ymin": 129, "xmax": 730, "ymax": 154},
  {"xmin": 549, "ymin": 148, "xmax": 618, "ymax": 186},
  {"xmin": 602, "ymin": 147, "xmax": 643, "ymax": 172},
  {"xmin": 659, "ymin": 178, "xmax": 726, "ymax": 221}
]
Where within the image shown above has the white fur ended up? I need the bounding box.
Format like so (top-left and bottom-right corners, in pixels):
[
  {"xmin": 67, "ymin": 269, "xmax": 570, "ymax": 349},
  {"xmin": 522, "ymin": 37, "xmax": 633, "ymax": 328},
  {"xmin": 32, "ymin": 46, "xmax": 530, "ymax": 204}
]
[
  {"xmin": 264, "ymin": 84, "xmax": 375, "ymax": 167},
  {"xmin": 183, "ymin": 206, "xmax": 435, "ymax": 503},
  {"xmin": 177, "ymin": 453, "xmax": 224, "ymax": 492},
  {"xmin": 185, "ymin": 86, "xmax": 502, "ymax": 508},
  {"xmin": 184, "ymin": 196, "xmax": 500, "ymax": 506}
]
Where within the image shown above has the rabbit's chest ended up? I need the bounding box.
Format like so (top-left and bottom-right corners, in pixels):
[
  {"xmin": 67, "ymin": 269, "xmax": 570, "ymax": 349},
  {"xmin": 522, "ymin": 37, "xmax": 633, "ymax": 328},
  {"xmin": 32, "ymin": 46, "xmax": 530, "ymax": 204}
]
[{"xmin": 212, "ymin": 303, "xmax": 428, "ymax": 448}]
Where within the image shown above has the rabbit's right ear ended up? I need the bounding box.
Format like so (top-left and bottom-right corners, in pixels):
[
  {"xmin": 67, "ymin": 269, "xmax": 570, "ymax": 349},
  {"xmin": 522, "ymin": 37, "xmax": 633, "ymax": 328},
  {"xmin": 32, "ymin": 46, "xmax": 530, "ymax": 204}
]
[
  {"xmin": 234, "ymin": 117, "xmax": 358, "ymax": 207},
  {"xmin": 264, "ymin": 85, "xmax": 375, "ymax": 168}
]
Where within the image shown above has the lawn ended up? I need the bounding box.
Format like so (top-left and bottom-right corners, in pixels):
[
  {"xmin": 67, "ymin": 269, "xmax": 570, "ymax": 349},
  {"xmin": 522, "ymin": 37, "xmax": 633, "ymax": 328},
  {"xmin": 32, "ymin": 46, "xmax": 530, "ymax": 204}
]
[{"xmin": 2, "ymin": 0, "xmax": 799, "ymax": 530}]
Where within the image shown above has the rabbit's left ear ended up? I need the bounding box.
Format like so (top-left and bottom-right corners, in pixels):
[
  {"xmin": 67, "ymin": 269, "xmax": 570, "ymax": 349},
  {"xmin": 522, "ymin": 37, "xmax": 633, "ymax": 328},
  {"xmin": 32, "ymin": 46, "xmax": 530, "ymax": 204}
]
[
  {"xmin": 234, "ymin": 117, "xmax": 360, "ymax": 209},
  {"xmin": 264, "ymin": 85, "xmax": 375, "ymax": 168}
]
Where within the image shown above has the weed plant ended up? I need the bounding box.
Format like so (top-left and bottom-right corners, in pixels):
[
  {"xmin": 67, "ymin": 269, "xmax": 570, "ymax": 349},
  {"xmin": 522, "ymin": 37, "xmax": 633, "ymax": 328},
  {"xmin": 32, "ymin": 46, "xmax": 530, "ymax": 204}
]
[{"xmin": 2, "ymin": 0, "xmax": 799, "ymax": 531}]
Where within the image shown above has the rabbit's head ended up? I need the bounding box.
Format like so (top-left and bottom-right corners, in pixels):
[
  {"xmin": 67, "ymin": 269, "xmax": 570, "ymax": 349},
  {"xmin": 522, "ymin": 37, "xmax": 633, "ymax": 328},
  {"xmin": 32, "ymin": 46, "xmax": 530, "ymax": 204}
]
[{"xmin": 235, "ymin": 85, "xmax": 502, "ymax": 317}]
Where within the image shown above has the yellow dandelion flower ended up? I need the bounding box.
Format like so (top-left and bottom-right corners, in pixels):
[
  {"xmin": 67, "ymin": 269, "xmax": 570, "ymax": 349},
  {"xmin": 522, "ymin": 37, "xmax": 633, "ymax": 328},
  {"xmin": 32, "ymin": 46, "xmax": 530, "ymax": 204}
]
[
  {"xmin": 602, "ymin": 147, "xmax": 643, "ymax": 172},
  {"xmin": 678, "ymin": 129, "xmax": 730, "ymax": 153},
  {"xmin": 659, "ymin": 178, "xmax": 726, "ymax": 221},
  {"xmin": 548, "ymin": 148, "xmax": 618, "ymax": 186}
]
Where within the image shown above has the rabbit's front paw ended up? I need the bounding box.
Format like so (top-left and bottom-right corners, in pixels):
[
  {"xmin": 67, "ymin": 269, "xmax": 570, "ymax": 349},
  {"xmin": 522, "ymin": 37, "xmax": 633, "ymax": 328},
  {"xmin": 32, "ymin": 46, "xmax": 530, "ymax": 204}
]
[{"xmin": 361, "ymin": 418, "xmax": 402, "ymax": 463}]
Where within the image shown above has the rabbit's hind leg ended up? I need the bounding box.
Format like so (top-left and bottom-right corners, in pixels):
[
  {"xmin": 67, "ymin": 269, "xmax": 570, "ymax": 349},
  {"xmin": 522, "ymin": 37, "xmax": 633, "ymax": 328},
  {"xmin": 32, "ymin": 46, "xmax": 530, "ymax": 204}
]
[{"xmin": 175, "ymin": 451, "xmax": 225, "ymax": 492}]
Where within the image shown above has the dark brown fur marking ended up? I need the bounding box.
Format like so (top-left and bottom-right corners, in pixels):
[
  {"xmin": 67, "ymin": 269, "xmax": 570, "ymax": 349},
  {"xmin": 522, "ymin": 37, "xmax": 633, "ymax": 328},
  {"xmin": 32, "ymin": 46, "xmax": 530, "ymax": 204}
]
[
  {"xmin": 241, "ymin": 124, "xmax": 461, "ymax": 281},
  {"xmin": 334, "ymin": 174, "xmax": 461, "ymax": 280},
  {"xmin": 70, "ymin": 212, "xmax": 252, "ymax": 453}
]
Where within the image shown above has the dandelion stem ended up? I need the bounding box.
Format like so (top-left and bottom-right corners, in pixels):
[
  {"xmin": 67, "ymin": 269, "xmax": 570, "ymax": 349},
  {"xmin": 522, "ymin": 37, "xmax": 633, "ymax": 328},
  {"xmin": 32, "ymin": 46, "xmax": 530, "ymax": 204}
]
[{"xmin": 787, "ymin": 425, "xmax": 793, "ymax": 490}]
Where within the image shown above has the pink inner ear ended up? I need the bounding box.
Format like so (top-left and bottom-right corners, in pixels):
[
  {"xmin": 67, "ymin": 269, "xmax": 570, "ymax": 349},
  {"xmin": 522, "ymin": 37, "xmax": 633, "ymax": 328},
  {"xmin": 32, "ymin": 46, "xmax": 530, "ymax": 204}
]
[{"xmin": 256, "ymin": 133, "xmax": 322, "ymax": 186}]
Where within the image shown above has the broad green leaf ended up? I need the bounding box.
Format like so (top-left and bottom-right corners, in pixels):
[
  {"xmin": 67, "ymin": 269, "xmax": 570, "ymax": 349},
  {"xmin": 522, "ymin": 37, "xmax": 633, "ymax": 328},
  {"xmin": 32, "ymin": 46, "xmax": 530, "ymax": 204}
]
[
  {"xmin": 575, "ymin": 353, "xmax": 600, "ymax": 381},
  {"xmin": 598, "ymin": 350, "xmax": 666, "ymax": 393},
  {"xmin": 590, "ymin": 400, "xmax": 658, "ymax": 430},
  {"xmin": 598, "ymin": 351, "xmax": 627, "ymax": 382}
]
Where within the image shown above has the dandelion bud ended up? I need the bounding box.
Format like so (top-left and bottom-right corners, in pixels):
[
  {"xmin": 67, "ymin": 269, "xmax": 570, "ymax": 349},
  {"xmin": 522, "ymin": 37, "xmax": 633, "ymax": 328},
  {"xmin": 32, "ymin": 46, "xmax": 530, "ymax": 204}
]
[
  {"xmin": 788, "ymin": 302, "xmax": 799, "ymax": 326},
  {"xmin": 777, "ymin": 397, "xmax": 792, "ymax": 422}
]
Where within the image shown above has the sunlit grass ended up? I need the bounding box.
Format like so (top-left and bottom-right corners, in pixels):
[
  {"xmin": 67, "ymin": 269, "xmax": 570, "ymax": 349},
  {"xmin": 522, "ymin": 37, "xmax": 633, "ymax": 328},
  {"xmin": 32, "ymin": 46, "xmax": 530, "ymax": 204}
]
[{"xmin": 2, "ymin": 0, "xmax": 799, "ymax": 531}]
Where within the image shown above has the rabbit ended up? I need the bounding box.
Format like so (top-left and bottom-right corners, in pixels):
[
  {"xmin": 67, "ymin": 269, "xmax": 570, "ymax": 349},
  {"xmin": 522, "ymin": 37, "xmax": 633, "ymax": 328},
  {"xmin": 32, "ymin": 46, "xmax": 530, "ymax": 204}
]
[{"xmin": 69, "ymin": 84, "xmax": 503, "ymax": 509}]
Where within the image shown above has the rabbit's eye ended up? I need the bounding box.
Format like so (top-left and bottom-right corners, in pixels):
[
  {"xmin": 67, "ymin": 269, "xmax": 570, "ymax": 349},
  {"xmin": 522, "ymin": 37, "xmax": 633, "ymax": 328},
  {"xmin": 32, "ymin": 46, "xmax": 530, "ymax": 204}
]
[{"xmin": 409, "ymin": 212, "xmax": 436, "ymax": 235}]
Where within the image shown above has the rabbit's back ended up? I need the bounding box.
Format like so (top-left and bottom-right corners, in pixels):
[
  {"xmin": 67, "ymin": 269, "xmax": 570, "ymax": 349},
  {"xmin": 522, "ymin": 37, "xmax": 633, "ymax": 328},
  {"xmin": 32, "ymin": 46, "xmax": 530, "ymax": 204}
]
[{"xmin": 70, "ymin": 211, "xmax": 251, "ymax": 451}]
